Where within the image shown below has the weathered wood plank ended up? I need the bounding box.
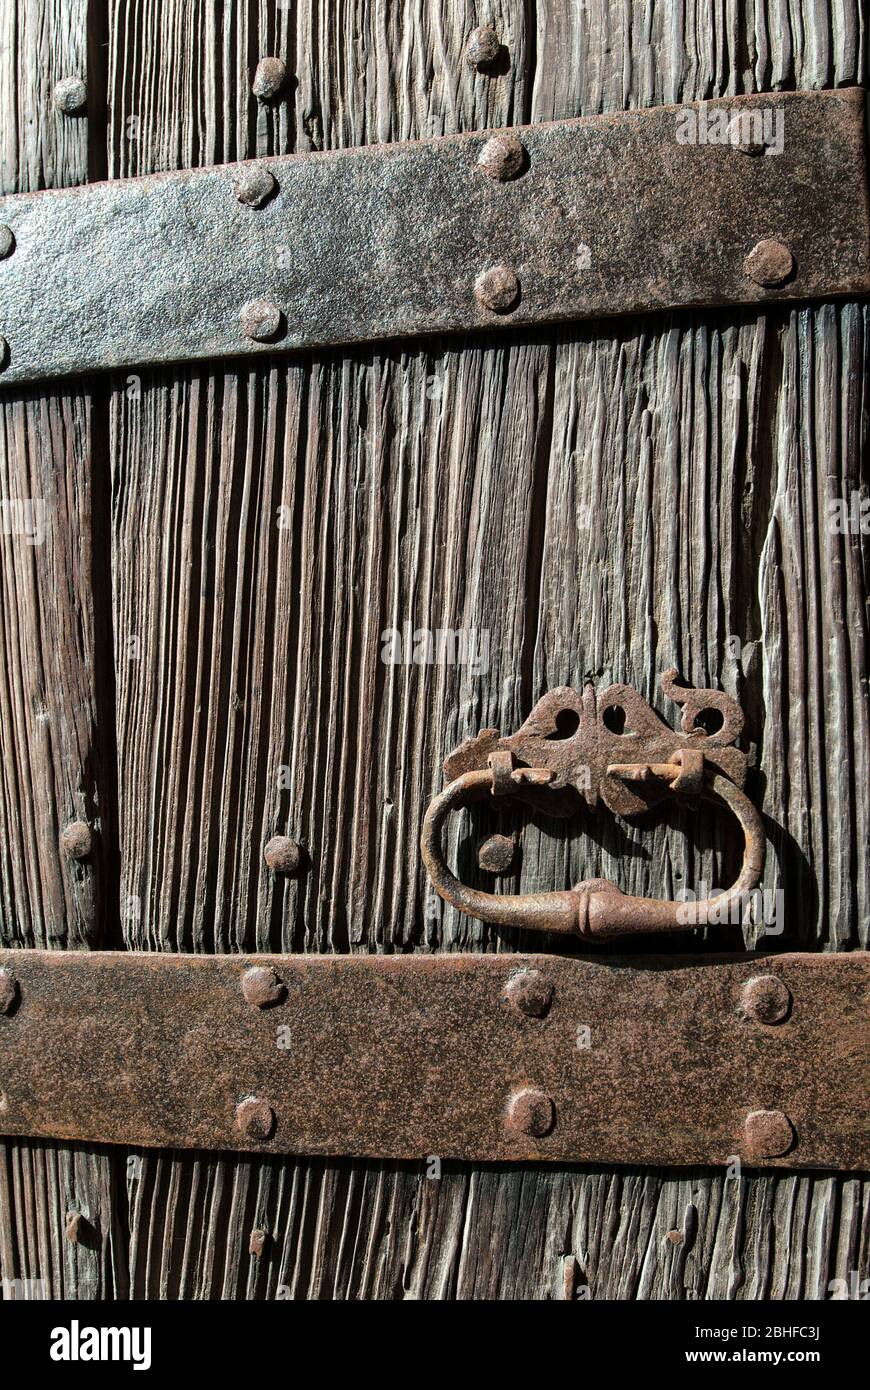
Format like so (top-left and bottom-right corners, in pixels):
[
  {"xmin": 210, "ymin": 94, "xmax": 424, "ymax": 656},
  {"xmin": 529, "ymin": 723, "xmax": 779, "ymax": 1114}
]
[
  {"xmin": 106, "ymin": 0, "xmax": 868, "ymax": 1301},
  {"xmin": 535, "ymin": 301, "xmax": 869, "ymax": 953},
  {"xmin": 0, "ymin": 0, "xmax": 89, "ymax": 193},
  {"xmin": 0, "ymin": 0, "xmax": 121, "ymax": 1302},
  {"xmin": 0, "ymin": 387, "xmax": 104, "ymax": 950}
]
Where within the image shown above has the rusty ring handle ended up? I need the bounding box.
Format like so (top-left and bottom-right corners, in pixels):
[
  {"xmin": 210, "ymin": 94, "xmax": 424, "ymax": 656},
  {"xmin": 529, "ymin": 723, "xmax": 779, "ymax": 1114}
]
[{"xmin": 420, "ymin": 768, "xmax": 765, "ymax": 940}]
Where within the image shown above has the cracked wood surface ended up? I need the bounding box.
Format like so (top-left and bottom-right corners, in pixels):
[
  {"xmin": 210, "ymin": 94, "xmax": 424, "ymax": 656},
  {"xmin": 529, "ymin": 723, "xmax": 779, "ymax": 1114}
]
[
  {"xmin": 1, "ymin": 0, "xmax": 868, "ymax": 1300},
  {"xmin": 0, "ymin": 0, "xmax": 121, "ymax": 1301}
]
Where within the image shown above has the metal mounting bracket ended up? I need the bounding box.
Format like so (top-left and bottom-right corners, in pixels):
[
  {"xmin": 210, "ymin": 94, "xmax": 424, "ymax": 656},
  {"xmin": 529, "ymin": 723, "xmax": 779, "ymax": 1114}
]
[
  {"xmin": 0, "ymin": 949, "xmax": 866, "ymax": 1170},
  {"xmin": 0, "ymin": 88, "xmax": 867, "ymax": 385}
]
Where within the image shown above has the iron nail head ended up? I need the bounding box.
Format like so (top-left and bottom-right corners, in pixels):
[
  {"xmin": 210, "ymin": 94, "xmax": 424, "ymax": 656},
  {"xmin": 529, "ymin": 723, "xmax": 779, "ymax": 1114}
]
[
  {"xmin": 234, "ymin": 166, "xmax": 277, "ymax": 208},
  {"xmin": 744, "ymin": 238, "xmax": 795, "ymax": 287},
  {"xmin": 235, "ymin": 1097, "xmax": 276, "ymax": 1141},
  {"xmin": 252, "ymin": 57, "xmax": 287, "ymax": 102},
  {"xmin": 503, "ymin": 969, "xmax": 554, "ymax": 1018},
  {"xmin": 53, "ymin": 77, "xmax": 87, "ymax": 115},
  {"xmin": 478, "ymin": 134, "xmax": 527, "ymax": 181},
  {"xmin": 61, "ymin": 821, "xmax": 93, "ymax": 860},
  {"xmin": 740, "ymin": 974, "xmax": 791, "ymax": 1025},
  {"xmin": 465, "ymin": 27, "xmax": 501, "ymax": 70},
  {"xmin": 743, "ymin": 1108, "xmax": 795, "ymax": 1159},
  {"xmin": 264, "ymin": 835, "xmax": 302, "ymax": 874},
  {"xmin": 240, "ymin": 299, "xmax": 283, "ymax": 341},
  {"xmin": 506, "ymin": 1086, "xmax": 556, "ymax": 1137},
  {"xmin": 475, "ymin": 264, "xmax": 520, "ymax": 313},
  {"xmin": 241, "ymin": 965, "xmax": 286, "ymax": 1008}
]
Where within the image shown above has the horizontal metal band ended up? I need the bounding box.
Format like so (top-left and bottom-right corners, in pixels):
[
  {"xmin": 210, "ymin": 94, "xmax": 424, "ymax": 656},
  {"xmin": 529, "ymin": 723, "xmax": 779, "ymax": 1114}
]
[
  {"xmin": 0, "ymin": 89, "xmax": 867, "ymax": 385},
  {"xmin": 0, "ymin": 949, "xmax": 865, "ymax": 1169}
]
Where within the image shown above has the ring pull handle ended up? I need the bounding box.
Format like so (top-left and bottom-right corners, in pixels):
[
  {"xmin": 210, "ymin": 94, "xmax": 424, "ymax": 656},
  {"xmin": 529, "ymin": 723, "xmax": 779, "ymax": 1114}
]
[{"xmin": 420, "ymin": 676, "xmax": 765, "ymax": 941}]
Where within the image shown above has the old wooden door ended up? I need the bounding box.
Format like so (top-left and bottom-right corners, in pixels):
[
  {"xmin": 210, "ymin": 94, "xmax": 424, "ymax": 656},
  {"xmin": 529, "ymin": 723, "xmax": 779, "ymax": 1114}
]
[{"xmin": 0, "ymin": 0, "xmax": 867, "ymax": 1304}]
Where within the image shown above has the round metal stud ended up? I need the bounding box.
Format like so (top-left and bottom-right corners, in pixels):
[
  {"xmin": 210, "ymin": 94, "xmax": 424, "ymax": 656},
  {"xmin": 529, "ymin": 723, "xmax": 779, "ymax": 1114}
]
[
  {"xmin": 61, "ymin": 821, "xmax": 93, "ymax": 860},
  {"xmin": 740, "ymin": 974, "xmax": 791, "ymax": 1025},
  {"xmin": 264, "ymin": 836, "xmax": 302, "ymax": 874},
  {"xmin": 53, "ymin": 77, "xmax": 87, "ymax": 115},
  {"xmin": 0, "ymin": 226, "xmax": 15, "ymax": 259},
  {"xmin": 241, "ymin": 965, "xmax": 285, "ymax": 1008},
  {"xmin": 474, "ymin": 264, "xmax": 520, "ymax": 313},
  {"xmin": 252, "ymin": 57, "xmax": 287, "ymax": 102},
  {"xmin": 477, "ymin": 833, "xmax": 515, "ymax": 874},
  {"xmin": 239, "ymin": 299, "xmax": 283, "ymax": 341},
  {"xmin": 503, "ymin": 969, "xmax": 554, "ymax": 1018},
  {"xmin": 744, "ymin": 238, "xmax": 795, "ymax": 287},
  {"xmin": 235, "ymin": 1097, "xmax": 276, "ymax": 1140},
  {"xmin": 249, "ymin": 1229, "xmax": 268, "ymax": 1257},
  {"xmin": 478, "ymin": 134, "xmax": 526, "ymax": 181},
  {"xmin": 465, "ymin": 26, "xmax": 501, "ymax": 70},
  {"xmin": 234, "ymin": 166, "xmax": 277, "ymax": 208},
  {"xmin": 65, "ymin": 1212, "xmax": 86, "ymax": 1244},
  {"xmin": 505, "ymin": 1086, "xmax": 555, "ymax": 1137},
  {"xmin": 743, "ymin": 1108, "xmax": 795, "ymax": 1160}
]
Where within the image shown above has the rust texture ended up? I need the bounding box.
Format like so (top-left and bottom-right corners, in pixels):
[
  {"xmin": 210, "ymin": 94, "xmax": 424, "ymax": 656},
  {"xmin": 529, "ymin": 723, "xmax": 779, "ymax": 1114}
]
[
  {"xmin": 251, "ymin": 56, "xmax": 287, "ymax": 102},
  {"xmin": 0, "ymin": 89, "xmax": 866, "ymax": 386},
  {"xmin": 249, "ymin": 1229, "xmax": 268, "ymax": 1258},
  {"xmin": 59, "ymin": 820, "xmax": 93, "ymax": 860},
  {"xmin": 263, "ymin": 836, "xmax": 302, "ymax": 874},
  {"xmin": 477, "ymin": 832, "xmax": 515, "ymax": 874},
  {"xmin": 465, "ymin": 26, "xmax": 502, "ymax": 69},
  {"xmin": 0, "ymin": 949, "xmax": 865, "ymax": 1170},
  {"xmin": 502, "ymin": 968, "xmax": 554, "ymax": 1018},
  {"xmin": 421, "ymin": 672, "xmax": 766, "ymax": 938},
  {"xmin": 739, "ymin": 974, "xmax": 792, "ymax": 1024}
]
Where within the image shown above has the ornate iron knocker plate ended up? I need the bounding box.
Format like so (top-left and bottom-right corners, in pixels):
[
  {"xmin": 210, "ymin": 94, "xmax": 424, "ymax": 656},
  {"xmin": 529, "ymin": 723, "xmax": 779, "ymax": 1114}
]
[{"xmin": 421, "ymin": 671, "xmax": 765, "ymax": 940}]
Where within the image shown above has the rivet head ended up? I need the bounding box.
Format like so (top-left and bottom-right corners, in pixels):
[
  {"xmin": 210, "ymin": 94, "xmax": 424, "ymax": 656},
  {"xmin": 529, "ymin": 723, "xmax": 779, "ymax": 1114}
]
[
  {"xmin": 241, "ymin": 965, "xmax": 285, "ymax": 1008},
  {"xmin": 53, "ymin": 77, "xmax": 87, "ymax": 115},
  {"xmin": 240, "ymin": 299, "xmax": 282, "ymax": 341},
  {"xmin": 743, "ymin": 1109, "xmax": 795, "ymax": 1159},
  {"xmin": 0, "ymin": 337, "xmax": 9, "ymax": 369},
  {"xmin": 475, "ymin": 264, "xmax": 520, "ymax": 314},
  {"xmin": 465, "ymin": 26, "xmax": 501, "ymax": 70},
  {"xmin": 235, "ymin": 1097, "xmax": 276, "ymax": 1140},
  {"xmin": 744, "ymin": 238, "xmax": 794, "ymax": 287},
  {"xmin": 477, "ymin": 833, "xmax": 515, "ymax": 874},
  {"xmin": 234, "ymin": 166, "xmax": 277, "ymax": 208},
  {"xmin": 0, "ymin": 967, "xmax": 19, "ymax": 1015},
  {"xmin": 252, "ymin": 56, "xmax": 287, "ymax": 102},
  {"xmin": 503, "ymin": 969, "xmax": 554, "ymax": 1018},
  {"xmin": 264, "ymin": 835, "xmax": 302, "ymax": 874},
  {"xmin": 505, "ymin": 1086, "xmax": 555, "ymax": 1137},
  {"xmin": 0, "ymin": 226, "xmax": 15, "ymax": 258},
  {"xmin": 740, "ymin": 974, "xmax": 791, "ymax": 1025},
  {"xmin": 249, "ymin": 1228, "xmax": 268, "ymax": 1257},
  {"xmin": 478, "ymin": 134, "xmax": 526, "ymax": 181},
  {"xmin": 61, "ymin": 821, "xmax": 93, "ymax": 860}
]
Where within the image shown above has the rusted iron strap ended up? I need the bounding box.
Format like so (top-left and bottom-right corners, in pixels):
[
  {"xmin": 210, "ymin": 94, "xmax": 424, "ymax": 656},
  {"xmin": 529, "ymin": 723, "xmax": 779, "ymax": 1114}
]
[
  {"xmin": 0, "ymin": 89, "xmax": 867, "ymax": 385},
  {"xmin": 0, "ymin": 950, "xmax": 866, "ymax": 1170}
]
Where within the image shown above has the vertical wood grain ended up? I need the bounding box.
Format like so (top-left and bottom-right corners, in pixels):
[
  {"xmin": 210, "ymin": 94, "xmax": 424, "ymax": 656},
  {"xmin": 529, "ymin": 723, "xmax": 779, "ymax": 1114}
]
[
  {"xmin": 100, "ymin": 0, "xmax": 870, "ymax": 1300},
  {"xmin": 0, "ymin": 0, "xmax": 120, "ymax": 1301}
]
